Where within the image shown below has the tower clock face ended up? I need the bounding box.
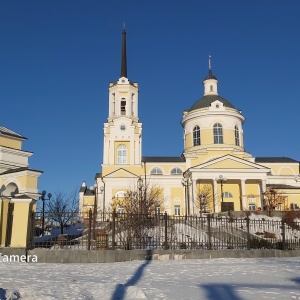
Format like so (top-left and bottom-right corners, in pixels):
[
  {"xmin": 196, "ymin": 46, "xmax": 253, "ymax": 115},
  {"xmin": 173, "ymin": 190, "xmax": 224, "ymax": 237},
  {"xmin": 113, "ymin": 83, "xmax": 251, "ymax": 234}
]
[{"xmin": 120, "ymin": 125, "xmax": 126, "ymax": 131}]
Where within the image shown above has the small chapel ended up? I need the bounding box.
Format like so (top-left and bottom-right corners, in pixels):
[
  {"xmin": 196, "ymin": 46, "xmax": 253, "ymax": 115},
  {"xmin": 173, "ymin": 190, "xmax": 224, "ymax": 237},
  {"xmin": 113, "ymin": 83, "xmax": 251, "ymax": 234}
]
[{"xmin": 80, "ymin": 28, "xmax": 300, "ymax": 216}]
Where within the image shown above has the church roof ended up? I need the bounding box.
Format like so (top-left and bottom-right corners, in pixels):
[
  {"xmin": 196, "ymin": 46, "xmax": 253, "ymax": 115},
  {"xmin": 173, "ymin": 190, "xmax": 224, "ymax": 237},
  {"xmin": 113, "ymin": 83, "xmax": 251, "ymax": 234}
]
[
  {"xmin": 204, "ymin": 69, "xmax": 217, "ymax": 80},
  {"xmin": 267, "ymin": 184, "xmax": 300, "ymax": 190},
  {"xmin": 0, "ymin": 126, "xmax": 27, "ymax": 140},
  {"xmin": 188, "ymin": 95, "xmax": 235, "ymax": 112},
  {"xmin": 142, "ymin": 156, "xmax": 186, "ymax": 163},
  {"xmin": 255, "ymin": 157, "xmax": 299, "ymax": 163},
  {"xmin": 0, "ymin": 167, "xmax": 43, "ymax": 175}
]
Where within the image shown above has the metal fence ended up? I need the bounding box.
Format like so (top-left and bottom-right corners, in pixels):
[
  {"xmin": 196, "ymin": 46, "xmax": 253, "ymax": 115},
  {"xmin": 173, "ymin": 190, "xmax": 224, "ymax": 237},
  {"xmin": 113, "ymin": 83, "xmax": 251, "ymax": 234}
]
[{"xmin": 29, "ymin": 210, "xmax": 300, "ymax": 251}]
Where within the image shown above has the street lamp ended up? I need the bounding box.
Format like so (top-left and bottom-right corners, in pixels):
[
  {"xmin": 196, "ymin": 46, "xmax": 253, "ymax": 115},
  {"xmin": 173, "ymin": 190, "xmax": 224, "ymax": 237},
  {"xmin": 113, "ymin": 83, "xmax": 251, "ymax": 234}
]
[
  {"xmin": 181, "ymin": 172, "xmax": 192, "ymax": 217},
  {"xmin": 99, "ymin": 185, "xmax": 104, "ymax": 220},
  {"xmin": 40, "ymin": 190, "xmax": 52, "ymax": 236},
  {"xmin": 90, "ymin": 183, "xmax": 98, "ymax": 239},
  {"xmin": 138, "ymin": 176, "xmax": 144, "ymax": 214},
  {"xmin": 215, "ymin": 175, "xmax": 227, "ymax": 211}
]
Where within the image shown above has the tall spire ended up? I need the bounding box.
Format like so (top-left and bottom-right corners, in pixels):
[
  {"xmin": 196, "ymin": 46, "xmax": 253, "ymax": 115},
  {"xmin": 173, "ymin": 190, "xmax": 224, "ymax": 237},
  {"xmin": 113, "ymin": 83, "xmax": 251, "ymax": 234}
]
[
  {"xmin": 208, "ymin": 54, "xmax": 212, "ymax": 77},
  {"xmin": 204, "ymin": 54, "xmax": 217, "ymax": 81},
  {"xmin": 121, "ymin": 23, "xmax": 127, "ymax": 78}
]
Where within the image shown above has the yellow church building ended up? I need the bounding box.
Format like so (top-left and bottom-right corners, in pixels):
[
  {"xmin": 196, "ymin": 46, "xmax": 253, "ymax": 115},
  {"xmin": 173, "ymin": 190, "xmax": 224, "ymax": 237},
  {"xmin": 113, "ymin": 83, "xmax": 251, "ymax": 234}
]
[
  {"xmin": 80, "ymin": 29, "xmax": 300, "ymax": 217},
  {"xmin": 0, "ymin": 126, "xmax": 42, "ymax": 247}
]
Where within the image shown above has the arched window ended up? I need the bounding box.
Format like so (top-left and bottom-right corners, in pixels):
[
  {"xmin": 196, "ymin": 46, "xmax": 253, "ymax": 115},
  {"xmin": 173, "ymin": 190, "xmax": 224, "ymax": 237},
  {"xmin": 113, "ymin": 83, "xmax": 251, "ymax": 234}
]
[
  {"xmin": 150, "ymin": 167, "xmax": 163, "ymax": 175},
  {"xmin": 170, "ymin": 167, "xmax": 183, "ymax": 175},
  {"xmin": 3, "ymin": 182, "xmax": 19, "ymax": 197},
  {"xmin": 117, "ymin": 144, "xmax": 127, "ymax": 164},
  {"xmin": 120, "ymin": 98, "xmax": 126, "ymax": 115},
  {"xmin": 213, "ymin": 123, "xmax": 223, "ymax": 144},
  {"xmin": 193, "ymin": 126, "xmax": 201, "ymax": 146},
  {"xmin": 234, "ymin": 126, "xmax": 240, "ymax": 146},
  {"xmin": 115, "ymin": 191, "xmax": 126, "ymax": 198}
]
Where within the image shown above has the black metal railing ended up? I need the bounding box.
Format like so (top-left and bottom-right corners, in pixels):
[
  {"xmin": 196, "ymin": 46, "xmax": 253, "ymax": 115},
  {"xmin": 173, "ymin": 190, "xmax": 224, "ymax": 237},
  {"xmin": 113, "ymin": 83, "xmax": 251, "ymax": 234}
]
[{"xmin": 29, "ymin": 211, "xmax": 300, "ymax": 251}]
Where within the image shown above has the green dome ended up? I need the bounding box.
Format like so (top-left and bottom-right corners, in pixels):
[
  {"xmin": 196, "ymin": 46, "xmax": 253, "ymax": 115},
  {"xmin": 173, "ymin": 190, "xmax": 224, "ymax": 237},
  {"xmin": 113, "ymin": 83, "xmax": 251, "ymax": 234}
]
[{"xmin": 188, "ymin": 95, "xmax": 235, "ymax": 112}]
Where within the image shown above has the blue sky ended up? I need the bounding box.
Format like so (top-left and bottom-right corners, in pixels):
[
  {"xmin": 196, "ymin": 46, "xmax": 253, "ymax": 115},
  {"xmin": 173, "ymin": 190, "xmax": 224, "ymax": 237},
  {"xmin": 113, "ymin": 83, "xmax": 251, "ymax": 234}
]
[{"xmin": 1, "ymin": 1, "xmax": 300, "ymax": 194}]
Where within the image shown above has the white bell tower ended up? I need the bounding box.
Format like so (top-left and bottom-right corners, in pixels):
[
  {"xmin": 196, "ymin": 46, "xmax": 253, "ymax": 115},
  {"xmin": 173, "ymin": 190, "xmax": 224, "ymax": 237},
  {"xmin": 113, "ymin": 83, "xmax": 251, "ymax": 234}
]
[{"xmin": 102, "ymin": 27, "xmax": 142, "ymax": 167}]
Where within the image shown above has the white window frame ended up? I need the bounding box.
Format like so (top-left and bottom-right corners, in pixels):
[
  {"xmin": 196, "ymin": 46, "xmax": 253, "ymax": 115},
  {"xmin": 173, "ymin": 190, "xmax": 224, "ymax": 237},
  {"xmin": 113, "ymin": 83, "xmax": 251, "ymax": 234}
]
[
  {"xmin": 117, "ymin": 144, "xmax": 127, "ymax": 164},
  {"xmin": 222, "ymin": 192, "xmax": 233, "ymax": 198},
  {"xmin": 234, "ymin": 125, "xmax": 240, "ymax": 146},
  {"xmin": 120, "ymin": 98, "xmax": 126, "ymax": 115},
  {"xmin": 150, "ymin": 167, "xmax": 163, "ymax": 175},
  {"xmin": 174, "ymin": 205, "xmax": 180, "ymax": 216},
  {"xmin": 193, "ymin": 125, "xmax": 201, "ymax": 146},
  {"xmin": 117, "ymin": 206, "xmax": 124, "ymax": 214},
  {"xmin": 213, "ymin": 123, "xmax": 223, "ymax": 144},
  {"xmin": 248, "ymin": 203, "xmax": 256, "ymax": 211},
  {"xmin": 170, "ymin": 167, "xmax": 183, "ymax": 175}
]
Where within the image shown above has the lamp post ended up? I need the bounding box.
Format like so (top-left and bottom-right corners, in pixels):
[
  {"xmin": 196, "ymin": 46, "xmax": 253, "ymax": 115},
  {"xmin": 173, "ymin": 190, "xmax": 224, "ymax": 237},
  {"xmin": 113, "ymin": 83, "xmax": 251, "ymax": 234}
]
[
  {"xmin": 99, "ymin": 185, "xmax": 104, "ymax": 220},
  {"xmin": 90, "ymin": 183, "xmax": 98, "ymax": 239},
  {"xmin": 181, "ymin": 172, "xmax": 192, "ymax": 218},
  {"xmin": 215, "ymin": 175, "xmax": 227, "ymax": 212},
  {"xmin": 40, "ymin": 190, "xmax": 52, "ymax": 236},
  {"xmin": 138, "ymin": 176, "xmax": 144, "ymax": 214}
]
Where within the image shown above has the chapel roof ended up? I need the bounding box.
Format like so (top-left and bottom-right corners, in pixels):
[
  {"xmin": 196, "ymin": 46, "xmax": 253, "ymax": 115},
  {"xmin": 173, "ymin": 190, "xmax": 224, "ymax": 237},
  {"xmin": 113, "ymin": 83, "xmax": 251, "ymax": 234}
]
[{"xmin": 188, "ymin": 95, "xmax": 236, "ymax": 112}]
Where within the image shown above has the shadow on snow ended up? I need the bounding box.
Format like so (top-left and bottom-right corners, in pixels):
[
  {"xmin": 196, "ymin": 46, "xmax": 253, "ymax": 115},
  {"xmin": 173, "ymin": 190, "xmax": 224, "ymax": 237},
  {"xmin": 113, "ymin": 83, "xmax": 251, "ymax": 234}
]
[{"xmin": 111, "ymin": 249, "xmax": 152, "ymax": 300}]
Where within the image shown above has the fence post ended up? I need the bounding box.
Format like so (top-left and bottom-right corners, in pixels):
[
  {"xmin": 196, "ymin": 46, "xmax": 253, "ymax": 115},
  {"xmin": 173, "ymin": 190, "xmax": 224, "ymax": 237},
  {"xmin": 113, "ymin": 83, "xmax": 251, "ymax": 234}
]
[
  {"xmin": 207, "ymin": 214, "xmax": 212, "ymax": 250},
  {"xmin": 112, "ymin": 209, "xmax": 116, "ymax": 250},
  {"xmin": 88, "ymin": 209, "xmax": 92, "ymax": 250},
  {"xmin": 281, "ymin": 219, "xmax": 286, "ymax": 250},
  {"xmin": 246, "ymin": 217, "xmax": 250, "ymax": 250},
  {"xmin": 164, "ymin": 212, "xmax": 168, "ymax": 250}
]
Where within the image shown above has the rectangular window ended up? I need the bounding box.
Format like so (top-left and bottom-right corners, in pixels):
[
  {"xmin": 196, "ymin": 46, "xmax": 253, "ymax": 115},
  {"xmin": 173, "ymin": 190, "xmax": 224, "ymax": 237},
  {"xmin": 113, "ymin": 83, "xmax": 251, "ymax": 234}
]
[
  {"xmin": 155, "ymin": 206, "xmax": 160, "ymax": 215},
  {"xmin": 249, "ymin": 203, "xmax": 256, "ymax": 211},
  {"xmin": 117, "ymin": 206, "xmax": 124, "ymax": 214},
  {"xmin": 121, "ymin": 100, "xmax": 126, "ymax": 115},
  {"xmin": 174, "ymin": 205, "xmax": 180, "ymax": 216}
]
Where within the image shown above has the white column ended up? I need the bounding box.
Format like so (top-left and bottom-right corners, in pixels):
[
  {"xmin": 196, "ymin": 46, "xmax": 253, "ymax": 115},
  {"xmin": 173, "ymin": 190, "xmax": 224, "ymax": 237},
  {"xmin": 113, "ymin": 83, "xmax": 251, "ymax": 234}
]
[
  {"xmin": 191, "ymin": 178, "xmax": 197, "ymax": 215},
  {"xmin": 164, "ymin": 185, "xmax": 171, "ymax": 214},
  {"xmin": 213, "ymin": 179, "xmax": 219, "ymax": 213},
  {"xmin": 241, "ymin": 179, "xmax": 246, "ymax": 210},
  {"xmin": 259, "ymin": 179, "xmax": 267, "ymax": 209}
]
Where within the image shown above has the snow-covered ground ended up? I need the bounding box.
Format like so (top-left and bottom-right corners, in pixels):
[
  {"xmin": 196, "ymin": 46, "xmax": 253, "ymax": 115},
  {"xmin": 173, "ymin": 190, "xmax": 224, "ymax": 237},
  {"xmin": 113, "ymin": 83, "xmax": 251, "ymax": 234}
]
[{"xmin": 1, "ymin": 257, "xmax": 300, "ymax": 299}]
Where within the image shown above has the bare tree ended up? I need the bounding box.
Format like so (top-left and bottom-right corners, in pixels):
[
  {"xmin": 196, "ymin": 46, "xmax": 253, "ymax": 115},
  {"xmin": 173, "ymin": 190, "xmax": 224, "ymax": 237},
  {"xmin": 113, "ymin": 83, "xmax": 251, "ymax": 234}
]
[
  {"xmin": 263, "ymin": 188, "xmax": 285, "ymax": 216},
  {"xmin": 111, "ymin": 181, "xmax": 163, "ymax": 249},
  {"xmin": 196, "ymin": 184, "xmax": 213, "ymax": 216},
  {"xmin": 112, "ymin": 181, "xmax": 162, "ymax": 215},
  {"xmin": 47, "ymin": 191, "xmax": 79, "ymax": 234}
]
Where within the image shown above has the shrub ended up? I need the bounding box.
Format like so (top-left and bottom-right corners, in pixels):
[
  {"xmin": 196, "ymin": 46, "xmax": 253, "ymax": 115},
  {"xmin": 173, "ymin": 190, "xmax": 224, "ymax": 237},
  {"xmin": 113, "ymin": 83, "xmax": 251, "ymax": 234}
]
[{"xmin": 282, "ymin": 211, "xmax": 300, "ymax": 230}]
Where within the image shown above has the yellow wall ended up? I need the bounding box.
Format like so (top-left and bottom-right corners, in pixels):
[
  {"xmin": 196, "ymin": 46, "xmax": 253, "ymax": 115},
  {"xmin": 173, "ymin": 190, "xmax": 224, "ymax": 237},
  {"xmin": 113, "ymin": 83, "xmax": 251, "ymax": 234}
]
[
  {"xmin": 0, "ymin": 199, "xmax": 10, "ymax": 246},
  {"xmin": 262, "ymin": 164, "xmax": 299, "ymax": 176},
  {"xmin": 17, "ymin": 175, "xmax": 38, "ymax": 189},
  {"xmin": 217, "ymin": 181, "xmax": 241, "ymax": 211},
  {"xmin": 207, "ymin": 159, "xmax": 252, "ymax": 169},
  {"xmin": 185, "ymin": 128, "xmax": 243, "ymax": 149},
  {"xmin": 0, "ymin": 136, "xmax": 22, "ymax": 150},
  {"xmin": 146, "ymin": 164, "xmax": 186, "ymax": 175},
  {"xmin": 10, "ymin": 201, "xmax": 31, "ymax": 247}
]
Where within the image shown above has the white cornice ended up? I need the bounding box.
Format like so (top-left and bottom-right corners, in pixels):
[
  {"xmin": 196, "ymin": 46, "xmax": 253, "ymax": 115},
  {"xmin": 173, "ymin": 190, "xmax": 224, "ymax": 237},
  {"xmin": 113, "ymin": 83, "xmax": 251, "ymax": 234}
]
[
  {"xmin": 0, "ymin": 169, "xmax": 42, "ymax": 179},
  {"xmin": 0, "ymin": 146, "xmax": 33, "ymax": 157}
]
